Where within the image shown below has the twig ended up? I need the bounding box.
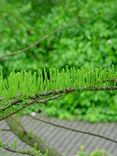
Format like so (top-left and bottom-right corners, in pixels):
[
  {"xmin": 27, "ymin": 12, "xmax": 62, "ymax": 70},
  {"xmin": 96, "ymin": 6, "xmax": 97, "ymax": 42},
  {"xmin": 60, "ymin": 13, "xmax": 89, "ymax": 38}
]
[
  {"xmin": 1, "ymin": 86, "xmax": 117, "ymax": 121},
  {"xmin": 1, "ymin": 94, "xmax": 61, "ymax": 121},
  {"xmin": 0, "ymin": 88, "xmax": 74, "ymax": 112},
  {"xmin": 0, "ymin": 143, "xmax": 35, "ymax": 156},
  {"xmin": 103, "ymin": 78, "xmax": 117, "ymax": 83},
  {"xmin": 1, "ymin": 85, "xmax": 117, "ymax": 112},
  {"xmin": 1, "ymin": 129, "xmax": 11, "ymax": 132},
  {"xmin": 0, "ymin": 23, "xmax": 78, "ymax": 61},
  {"xmin": 30, "ymin": 115, "xmax": 117, "ymax": 144}
]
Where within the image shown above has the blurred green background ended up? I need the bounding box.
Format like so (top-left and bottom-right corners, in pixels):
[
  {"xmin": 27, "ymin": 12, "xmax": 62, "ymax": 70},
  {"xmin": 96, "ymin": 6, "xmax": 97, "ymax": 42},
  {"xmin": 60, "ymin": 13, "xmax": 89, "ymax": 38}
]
[{"xmin": 0, "ymin": 0, "xmax": 117, "ymax": 122}]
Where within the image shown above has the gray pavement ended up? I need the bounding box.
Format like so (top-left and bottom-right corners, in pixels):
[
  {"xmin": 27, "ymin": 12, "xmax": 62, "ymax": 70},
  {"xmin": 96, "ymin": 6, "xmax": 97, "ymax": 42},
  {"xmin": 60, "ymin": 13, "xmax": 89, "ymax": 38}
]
[{"xmin": 0, "ymin": 115, "xmax": 117, "ymax": 156}]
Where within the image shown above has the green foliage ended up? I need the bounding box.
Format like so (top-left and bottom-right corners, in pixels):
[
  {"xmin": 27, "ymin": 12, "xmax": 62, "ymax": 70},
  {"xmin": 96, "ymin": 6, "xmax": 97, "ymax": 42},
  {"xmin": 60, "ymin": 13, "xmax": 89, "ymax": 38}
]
[
  {"xmin": 0, "ymin": 67, "xmax": 115, "ymax": 99},
  {"xmin": 0, "ymin": 0, "xmax": 117, "ymax": 70},
  {"xmin": 41, "ymin": 90, "xmax": 117, "ymax": 122},
  {"xmin": 0, "ymin": 67, "xmax": 116, "ymax": 120},
  {"xmin": 76, "ymin": 146, "xmax": 109, "ymax": 156},
  {"xmin": 0, "ymin": 0, "xmax": 117, "ymax": 121},
  {"xmin": 0, "ymin": 133, "xmax": 48, "ymax": 156}
]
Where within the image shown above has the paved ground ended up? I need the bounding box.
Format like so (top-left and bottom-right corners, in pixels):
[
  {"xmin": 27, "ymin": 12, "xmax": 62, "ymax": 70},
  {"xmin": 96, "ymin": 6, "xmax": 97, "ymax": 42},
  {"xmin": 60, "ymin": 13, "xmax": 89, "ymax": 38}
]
[{"xmin": 0, "ymin": 115, "xmax": 117, "ymax": 156}]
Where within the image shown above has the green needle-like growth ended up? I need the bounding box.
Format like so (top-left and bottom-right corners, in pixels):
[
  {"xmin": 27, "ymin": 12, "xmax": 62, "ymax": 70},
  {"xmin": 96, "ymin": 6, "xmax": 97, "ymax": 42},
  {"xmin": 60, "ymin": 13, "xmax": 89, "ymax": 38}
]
[{"xmin": 0, "ymin": 67, "xmax": 117, "ymax": 121}]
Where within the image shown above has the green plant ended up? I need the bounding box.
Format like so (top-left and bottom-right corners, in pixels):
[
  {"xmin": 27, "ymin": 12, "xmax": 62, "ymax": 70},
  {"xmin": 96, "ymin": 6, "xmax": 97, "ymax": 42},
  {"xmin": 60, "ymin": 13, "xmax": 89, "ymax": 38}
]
[
  {"xmin": 0, "ymin": 1, "xmax": 117, "ymax": 155},
  {"xmin": 0, "ymin": 66, "xmax": 116, "ymax": 155},
  {"xmin": 76, "ymin": 146, "xmax": 109, "ymax": 156},
  {"xmin": 0, "ymin": 0, "xmax": 117, "ymax": 121},
  {"xmin": 0, "ymin": 67, "xmax": 116, "ymax": 120}
]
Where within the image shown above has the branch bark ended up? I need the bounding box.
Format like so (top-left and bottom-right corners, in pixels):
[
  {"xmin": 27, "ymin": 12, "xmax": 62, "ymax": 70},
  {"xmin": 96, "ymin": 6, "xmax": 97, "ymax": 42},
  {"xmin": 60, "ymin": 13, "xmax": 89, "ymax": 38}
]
[
  {"xmin": 1, "ymin": 86, "xmax": 117, "ymax": 121},
  {"xmin": 6, "ymin": 116, "xmax": 63, "ymax": 156},
  {"xmin": 0, "ymin": 143, "xmax": 35, "ymax": 156}
]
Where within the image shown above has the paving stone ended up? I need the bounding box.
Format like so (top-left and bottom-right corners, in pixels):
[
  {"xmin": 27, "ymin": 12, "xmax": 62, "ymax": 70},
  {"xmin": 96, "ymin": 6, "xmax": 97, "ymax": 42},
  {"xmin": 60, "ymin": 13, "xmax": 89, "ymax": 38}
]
[{"xmin": 0, "ymin": 115, "xmax": 117, "ymax": 156}]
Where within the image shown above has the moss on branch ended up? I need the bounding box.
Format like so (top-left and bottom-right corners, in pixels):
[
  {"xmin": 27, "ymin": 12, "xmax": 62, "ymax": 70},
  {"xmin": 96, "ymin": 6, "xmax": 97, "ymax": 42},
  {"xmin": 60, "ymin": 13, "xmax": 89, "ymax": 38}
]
[{"xmin": 6, "ymin": 116, "xmax": 62, "ymax": 156}]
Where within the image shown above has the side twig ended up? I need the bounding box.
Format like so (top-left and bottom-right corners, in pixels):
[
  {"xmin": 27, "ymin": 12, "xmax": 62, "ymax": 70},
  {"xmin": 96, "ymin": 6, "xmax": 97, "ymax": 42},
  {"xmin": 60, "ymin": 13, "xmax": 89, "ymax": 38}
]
[
  {"xmin": 0, "ymin": 143, "xmax": 35, "ymax": 156},
  {"xmin": 30, "ymin": 115, "xmax": 117, "ymax": 145},
  {"xmin": 0, "ymin": 86, "xmax": 117, "ymax": 121},
  {"xmin": 0, "ymin": 23, "xmax": 78, "ymax": 61}
]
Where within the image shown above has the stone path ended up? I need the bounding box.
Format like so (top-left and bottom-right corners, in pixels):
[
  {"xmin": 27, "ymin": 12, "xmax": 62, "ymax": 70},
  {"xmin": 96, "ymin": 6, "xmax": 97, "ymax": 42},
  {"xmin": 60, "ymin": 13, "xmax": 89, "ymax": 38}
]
[{"xmin": 0, "ymin": 115, "xmax": 117, "ymax": 156}]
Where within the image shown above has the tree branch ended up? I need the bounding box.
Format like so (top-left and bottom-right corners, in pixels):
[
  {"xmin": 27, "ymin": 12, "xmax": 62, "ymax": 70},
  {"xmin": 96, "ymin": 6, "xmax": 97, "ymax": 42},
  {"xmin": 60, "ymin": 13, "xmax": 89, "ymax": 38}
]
[
  {"xmin": 0, "ymin": 23, "xmax": 77, "ymax": 61},
  {"xmin": 30, "ymin": 115, "xmax": 117, "ymax": 144},
  {"xmin": 1, "ymin": 129, "xmax": 11, "ymax": 132},
  {"xmin": 0, "ymin": 143, "xmax": 35, "ymax": 156},
  {"xmin": 0, "ymin": 86, "xmax": 117, "ymax": 121},
  {"xmin": 1, "ymin": 85, "xmax": 117, "ymax": 111},
  {"xmin": 0, "ymin": 94, "xmax": 62, "ymax": 121},
  {"xmin": 6, "ymin": 116, "xmax": 62, "ymax": 156}
]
